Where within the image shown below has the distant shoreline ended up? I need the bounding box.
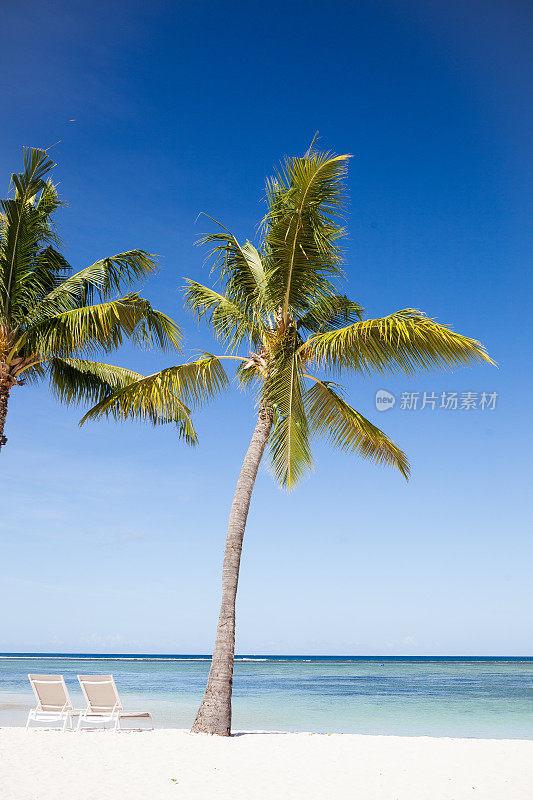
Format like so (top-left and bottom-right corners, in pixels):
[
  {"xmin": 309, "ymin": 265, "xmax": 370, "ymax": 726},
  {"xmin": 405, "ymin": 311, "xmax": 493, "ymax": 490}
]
[{"xmin": 1, "ymin": 652, "xmax": 531, "ymax": 661}]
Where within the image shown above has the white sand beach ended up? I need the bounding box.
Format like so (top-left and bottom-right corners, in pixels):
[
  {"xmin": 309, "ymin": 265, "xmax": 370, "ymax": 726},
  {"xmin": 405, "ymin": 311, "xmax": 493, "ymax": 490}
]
[{"xmin": 0, "ymin": 728, "xmax": 531, "ymax": 800}]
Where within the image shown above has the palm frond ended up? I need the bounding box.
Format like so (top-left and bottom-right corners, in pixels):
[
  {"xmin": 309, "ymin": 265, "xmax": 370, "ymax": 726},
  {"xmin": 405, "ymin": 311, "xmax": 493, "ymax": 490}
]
[
  {"xmin": 300, "ymin": 309, "xmax": 494, "ymax": 376},
  {"xmin": 6, "ymin": 245, "xmax": 72, "ymax": 325},
  {"xmin": 23, "ymin": 292, "xmax": 181, "ymax": 357},
  {"xmin": 265, "ymin": 345, "xmax": 312, "ymax": 489},
  {"xmin": 263, "ymin": 151, "xmax": 351, "ymax": 323},
  {"xmin": 199, "ymin": 218, "xmax": 273, "ymax": 309},
  {"xmin": 35, "ymin": 179, "xmax": 63, "ymax": 220},
  {"xmin": 298, "ymin": 294, "xmax": 364, "ymax": 334},
  {"xmin": 80, "ymin": 355, "xmax": 229, "ymax": 441},
  {"xmin": 304, "ymin": 377, "xmax": 410, "ymax": 479},
  {"xmin": 47, "ymin": 357, "xmax": 145, "ymax": 405},
  {"xmin": 25, "ymin": 250, "xmax": 160, "ymax": 325},
  {"xmin": 11, "ymin": 147, "xmax": 55, "ymax": 201},
  {"xmin": 80, "ymin": 368, "xmax": 198, "ymax": 444},
  {"xmin": 15, "ymin": 362, "xmax": 46, "ymax": 385},
  {"xmin": 0, "ymin": 198, "xmax": 51, "ymax": 319},
  {"xmin": 235, "ymin": 358, "xmax": 264, "ymax": 391},
  {"xmin": 0, "ymin": 148, "xmax": 56, "ymax": 319},
  {"xmin": 184, "ymin": 279, "xmax": 260, "ymax": 348}
]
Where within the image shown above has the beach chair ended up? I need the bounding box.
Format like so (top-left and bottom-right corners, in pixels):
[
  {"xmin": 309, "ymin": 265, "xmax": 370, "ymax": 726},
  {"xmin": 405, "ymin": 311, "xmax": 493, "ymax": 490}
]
[
  {"xmin": 26, "ymin": 674, "xmax": 76, "ymax": 731},
  {"xmin": 77, "ymin": 674, "xmax": 153, "ymax": 731}
]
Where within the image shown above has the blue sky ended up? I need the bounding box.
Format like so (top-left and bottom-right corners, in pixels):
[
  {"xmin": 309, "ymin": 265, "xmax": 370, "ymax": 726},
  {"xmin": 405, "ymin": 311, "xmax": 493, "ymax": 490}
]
[{"xmin": 1, "ymin": 0, "xmax": 531, "ymax": 655}]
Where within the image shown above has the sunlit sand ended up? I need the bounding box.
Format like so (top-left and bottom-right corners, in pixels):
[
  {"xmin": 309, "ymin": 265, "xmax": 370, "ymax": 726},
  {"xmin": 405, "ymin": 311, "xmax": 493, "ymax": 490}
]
[{"xmin": 1, "ymin": 728, "xmax": 531, "ymax": 799}]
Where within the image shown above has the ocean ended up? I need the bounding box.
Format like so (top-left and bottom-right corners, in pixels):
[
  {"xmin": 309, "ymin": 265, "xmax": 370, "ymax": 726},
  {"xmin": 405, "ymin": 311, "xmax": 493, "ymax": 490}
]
[{"xmin": 1, "ymin": 654, "xmax": 531, "ymax": 738}]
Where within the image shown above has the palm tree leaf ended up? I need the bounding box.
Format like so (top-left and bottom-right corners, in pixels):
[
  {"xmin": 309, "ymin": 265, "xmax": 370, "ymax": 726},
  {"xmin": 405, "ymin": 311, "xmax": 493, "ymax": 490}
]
[
  {"xmin": 24, "ymin": 249, "xmax": 159, "ymax": 324},
  {"xmin": 184, "ymin": 279, "xmax": 260, "ymax": 348},
  {"xmin": 49, "ymin": 357, "xmax": 199, "ymax": 443},
  {"xmin": 304, "ymin": 377, "xmax": 409, "ymax": 479},
  {"xmin": 23, "ymin": 292, "xmax": 181, "ymax": 356},
  {"xmin": 199, "ymin": 219, "xmax": 274, "ymax": 312},
  {"xmin": 300, "ymin": 309, "xmax": 494, "ymax": 376},
  {"xmin": 5, "ymin": 245, "xmax": 72, "ymax": 325},
  {"xmin": 35, "ymin": 179, "xmax": 63, "ymax": 220},
  {"xmin": 265, "ymin": 346, "xmax": 312, "ymax": 489},
  {"xmin": 11, "ymin": 147, "xmax": 55, "ymax": 201},
  {"xmin": 80, "ymin": 355, "xmax": 229, "ymax": 434},
  {"xmin": 0, "ymin": 198, "xmax": 50, "ymax": 318},
  {"xmin": 298, "ymin": 294, "xmax": 364, "ymax": 334},
  {"xmin": 263, "ymin": 151, "xmax": 351, "ymax": 323},
  {"xmin": 48, "ymin": 357, "xmax": 146, "ymax": 406},
  {"xmin": 0, "ymin": 148, "xmax": 55, "ymax": 319}
]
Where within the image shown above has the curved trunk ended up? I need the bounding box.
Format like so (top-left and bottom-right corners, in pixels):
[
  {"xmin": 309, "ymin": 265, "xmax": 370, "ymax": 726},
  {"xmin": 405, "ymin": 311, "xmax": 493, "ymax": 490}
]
[
  {"xmin": 191, "ymin": 406, "xmax": 272, "ymax": 736},
  {"xmin": 0, "ymin": 380, "xmax": 10, "ymax": 451}
]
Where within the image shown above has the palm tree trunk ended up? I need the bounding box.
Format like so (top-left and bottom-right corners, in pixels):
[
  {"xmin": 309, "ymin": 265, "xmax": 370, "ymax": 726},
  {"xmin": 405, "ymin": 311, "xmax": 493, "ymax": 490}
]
[
  {"xmin": 0, "ymin": 379, "xmax": 10, "ymax": 451},
  {"xmin": 191, "ymin": 405, "xmax": 272, "ymax": 736}
]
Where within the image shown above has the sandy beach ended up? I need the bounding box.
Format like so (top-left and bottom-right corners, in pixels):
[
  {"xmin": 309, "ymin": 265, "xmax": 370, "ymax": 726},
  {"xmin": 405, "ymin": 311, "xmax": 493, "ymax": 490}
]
[{"xmin": 1, "ymin": 728, "xmax": 531, "ymax": 800}]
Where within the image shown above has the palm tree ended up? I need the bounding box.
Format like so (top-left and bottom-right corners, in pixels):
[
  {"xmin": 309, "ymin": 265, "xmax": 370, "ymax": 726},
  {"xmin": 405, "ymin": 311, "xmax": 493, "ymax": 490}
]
[
  {"xmin": 0, "ymin": 147, "xmax": 183, "ymax": 450},
  {"xmin": 82, "ymin": 146, "xmax": 493, "ymax": 736}
]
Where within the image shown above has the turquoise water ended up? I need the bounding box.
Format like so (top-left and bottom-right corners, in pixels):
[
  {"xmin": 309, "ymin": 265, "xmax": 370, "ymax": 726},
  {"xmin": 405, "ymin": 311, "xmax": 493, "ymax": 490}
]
[{"xmin": 1, "ymin": 654, "xmax": 531, "ymax": 738}]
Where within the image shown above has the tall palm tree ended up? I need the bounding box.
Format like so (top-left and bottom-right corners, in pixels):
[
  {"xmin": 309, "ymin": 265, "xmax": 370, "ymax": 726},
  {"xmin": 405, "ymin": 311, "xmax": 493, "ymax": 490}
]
[
  {"xmin": 0, "ymin": 147, "xmax": 183, "ymax": 450},
  {"xmin": 82, "ymin": 146, "xmax": 493, "ymax": 736}
]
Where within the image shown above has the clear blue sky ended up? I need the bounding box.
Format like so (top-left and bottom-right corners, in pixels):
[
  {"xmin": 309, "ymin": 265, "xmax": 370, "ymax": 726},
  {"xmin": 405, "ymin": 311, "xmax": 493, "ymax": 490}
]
[{"xmin": 1, "ymin": 0, "xmax": 531, "ymax": 655}]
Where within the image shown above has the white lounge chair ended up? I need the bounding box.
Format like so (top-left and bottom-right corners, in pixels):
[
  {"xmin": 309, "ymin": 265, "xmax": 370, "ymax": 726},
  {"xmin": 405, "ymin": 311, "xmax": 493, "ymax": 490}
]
[
  {"xmin": 77, "ymin": 674, "xmax": 153, "ymax": 731},
  {"xmin": 26, "ymin": 674, "xmax": 76, "ymax": 731}
]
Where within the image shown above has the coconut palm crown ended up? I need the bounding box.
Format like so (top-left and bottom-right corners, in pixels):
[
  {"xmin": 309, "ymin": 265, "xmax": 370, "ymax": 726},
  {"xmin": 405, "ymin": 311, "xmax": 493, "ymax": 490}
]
[
  {"xmin": 81, "ymin": 146, "xmax": 493, "ymax": 735},
  {"xmin": 0, "ymin": 147, "xmax": 182, "ymax": 449}
]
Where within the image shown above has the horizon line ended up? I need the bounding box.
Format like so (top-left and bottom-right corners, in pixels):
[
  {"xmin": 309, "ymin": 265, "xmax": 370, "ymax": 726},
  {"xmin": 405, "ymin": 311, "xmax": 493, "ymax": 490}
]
[{"xmin": 1, "ymin": 651, "xmax": 531, "ymax": 659}]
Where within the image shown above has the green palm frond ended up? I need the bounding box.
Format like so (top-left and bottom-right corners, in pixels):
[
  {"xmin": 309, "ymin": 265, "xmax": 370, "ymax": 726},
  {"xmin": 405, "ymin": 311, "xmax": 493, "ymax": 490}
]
[
  {"xmin": 5, "ymin": 245, "xmax": 73, "ymax": 326},
  {"xmin": 25, "ymin": 250, "xmax": 160, "ymax": 324},
  {"xmin": 16, "ymin": 362, "xmax": 46, "ymax": 385},
  {"xmin": 1, "ymin": 149, "xmax": 57, "ymax": 319},
  {"xmin": 161, "ymin": 354, "xmax": 230, "ymax": 408},
  {"xmin": 235, "ymin": 358, "xmax": 264, "ymax": 391},
  {"xmin": 23, "ymin": 293, "xmax": 181, "ymax": 357},
  {"xmin": 300, "ymin": 309, "xmax": 494, "ymax": 376},
  {"xmin": 198, "ymin": 219, "xmax": 273, "ymax": 313},
  {"xmin": 35, "ymin": 179, "xmax": 63, "ymax": 220},
  {"xmin": 304, "ymin": 377, "xmax": 410, "ymax": 479},
  {"xmin": 238, "ymin": 240, "xmax": 270, "ymax": 301},
  {"xmin": 80, "ymin": 355, "xmax": 229, "ymax": 432},
  {"xmin": 265, "ymin": 345, "xmax": 312, "ymax": 488},
  {"xmin": 49, "ymin": 357, "xmax": 199, "ymax": 443},
  {"xmin": 297, "ymin": 294, "xmax": 364, "ymax": 334},
  {"xmin": 184, "ymin": 279, "xmax": 260, "ymax": 348},
  {"xmin": 263, "ymin": 151, "xmax": 351, "ymax": 323},
  {"xmin": 48, "ymin": 357, "xmax": 146, "ymax": 406},
  {"xmin": 1, "ymin": 197, "xmax": 51, "ymax": 319},
  {"xmin": 11, "ymin": 147, "xmax": 55, "ymax": 201}
]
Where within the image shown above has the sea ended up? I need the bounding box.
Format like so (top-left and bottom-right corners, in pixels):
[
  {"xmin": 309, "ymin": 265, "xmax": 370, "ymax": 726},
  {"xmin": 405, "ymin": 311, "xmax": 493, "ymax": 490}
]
[{"xmin": 1, "ymin": 654, "xmax": 531, "ymax": 738}]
